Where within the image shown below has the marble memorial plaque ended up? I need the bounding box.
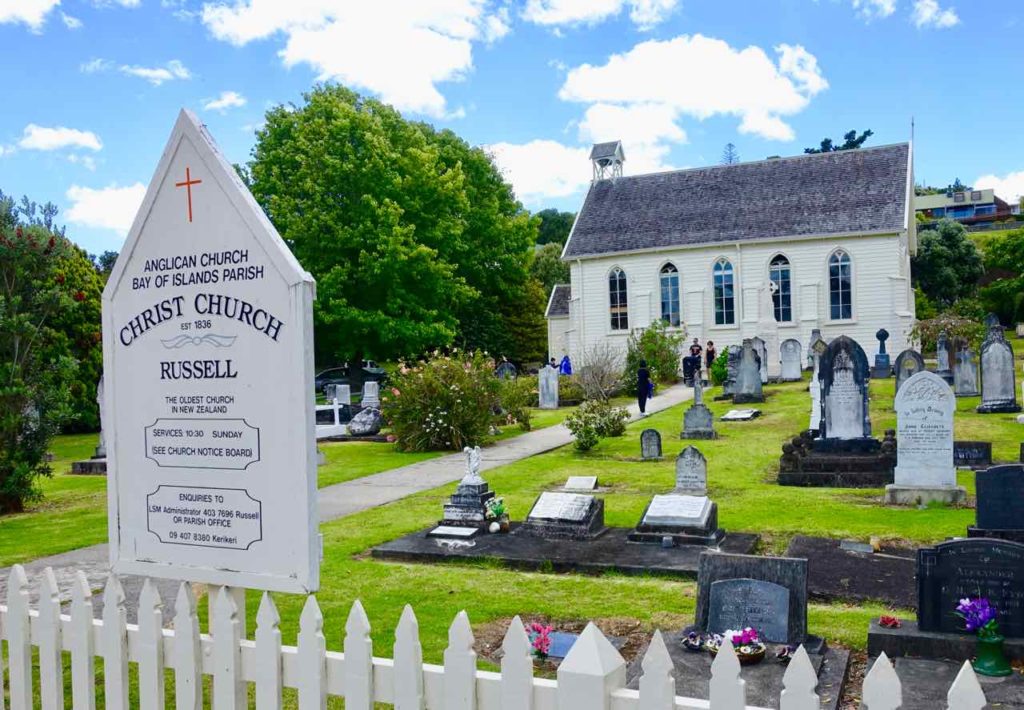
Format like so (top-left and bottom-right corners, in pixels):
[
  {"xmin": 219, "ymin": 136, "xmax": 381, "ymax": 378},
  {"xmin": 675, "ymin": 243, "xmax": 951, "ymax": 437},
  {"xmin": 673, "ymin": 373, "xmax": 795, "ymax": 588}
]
[
  {"xmin": 528, "ymin": 492, "xmax": 592, "ymax": 522},
  {"xmin": 564, "ymin": 476, "xmax": 598, "ymax": 491},
  {"xmin": 721, "ymin": 409, "xmax": 760, "ymax": 421},
  {"xmin": 428, "ymin": 525, "xmax": 478, "ymax": 538},
  {"xmin": 707, "ymin": 578, "xmax": 791, "ymax": 644},
  {"xmin": 641, "ymin": 494, "xmax": 711, "ymax": 527},
  {"xmin": 893, "ymin": 371, "xmax": 955, "ymax": 488}
]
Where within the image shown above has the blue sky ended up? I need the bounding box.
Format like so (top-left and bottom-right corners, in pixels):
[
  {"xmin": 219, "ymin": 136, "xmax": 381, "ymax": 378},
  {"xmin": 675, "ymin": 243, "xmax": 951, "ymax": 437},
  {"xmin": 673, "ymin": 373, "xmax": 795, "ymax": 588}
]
[{"xmin": 0, "ymin": 0, "xmax": 1021, "ymax": 255}]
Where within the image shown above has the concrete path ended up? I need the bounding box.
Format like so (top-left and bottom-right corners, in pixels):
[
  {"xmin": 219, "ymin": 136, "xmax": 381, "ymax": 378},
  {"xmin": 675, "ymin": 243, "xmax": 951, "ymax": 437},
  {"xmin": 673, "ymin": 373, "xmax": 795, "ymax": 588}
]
[{"xmin": 1, "ymin": 383, "xmax": 692, "ymax": 615}]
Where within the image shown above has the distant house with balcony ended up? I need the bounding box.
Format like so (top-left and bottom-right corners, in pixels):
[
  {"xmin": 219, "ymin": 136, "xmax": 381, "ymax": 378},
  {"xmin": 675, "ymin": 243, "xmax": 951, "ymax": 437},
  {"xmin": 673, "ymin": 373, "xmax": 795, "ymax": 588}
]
[{"xmin": 915, "ymin": 188, "xmax": 1011, "ymax": 225}]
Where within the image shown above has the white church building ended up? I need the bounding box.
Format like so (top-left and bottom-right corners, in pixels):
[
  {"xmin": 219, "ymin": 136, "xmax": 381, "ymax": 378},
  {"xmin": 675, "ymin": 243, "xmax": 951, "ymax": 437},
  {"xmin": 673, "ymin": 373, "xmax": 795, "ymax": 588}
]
[{"xmin": 546, "ymin": 141, "xmax": 917, "ymax": 370}]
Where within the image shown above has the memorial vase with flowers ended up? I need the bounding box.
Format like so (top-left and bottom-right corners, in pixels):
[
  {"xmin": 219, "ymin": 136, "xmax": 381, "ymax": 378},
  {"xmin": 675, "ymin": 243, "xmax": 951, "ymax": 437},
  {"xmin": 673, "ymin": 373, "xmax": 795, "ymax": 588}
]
[
  {"xmin": 956, "ymin": 597, "xmax": 1012, "ymax": 676},
  {"xmin": 527, "ymin": 622, "xmax": 552, "ymax": 661},
  {"xmin": 705, "ymin": 627, "xmax": 767, "ymax": 665}
]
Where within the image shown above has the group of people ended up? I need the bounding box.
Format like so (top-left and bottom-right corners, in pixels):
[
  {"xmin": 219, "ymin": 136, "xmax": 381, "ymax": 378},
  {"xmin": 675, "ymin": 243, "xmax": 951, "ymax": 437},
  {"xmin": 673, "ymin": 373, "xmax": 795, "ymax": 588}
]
[{"xmin": 636, "ymin": 338, "xmax": 717, "ymax": 414}]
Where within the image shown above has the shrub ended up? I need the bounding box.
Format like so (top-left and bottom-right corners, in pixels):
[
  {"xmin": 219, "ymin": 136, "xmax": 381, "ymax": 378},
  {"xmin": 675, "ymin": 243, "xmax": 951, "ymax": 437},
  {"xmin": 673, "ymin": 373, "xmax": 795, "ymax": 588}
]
[
  {"xmin": 623, "ymin": 320, "xmax": 685, "ymax": 393},
  {"xmin": 382, "ymin": 350, "xmax": 502, "ymax": 452},
  {"xmin": 564, "ymin": 400, "xmax": 630, "ymax": 451},
  {"xmin": 497, "ymin": 376, "xmax": 533, "ymax": 432},
  {"xmin": 709, "ymin": 346, "xmax": 730, "ymax": 385},
  {"xmin": 910, "ymin": 313, "xmax": 987, "ymax": 353},
  {"xmin": 559, "ymin": 377, "xmax": 586, "ymax": 405},
  {"xmin": 577, "ymin": 342, "xmax": 624, "ymax": 401}
]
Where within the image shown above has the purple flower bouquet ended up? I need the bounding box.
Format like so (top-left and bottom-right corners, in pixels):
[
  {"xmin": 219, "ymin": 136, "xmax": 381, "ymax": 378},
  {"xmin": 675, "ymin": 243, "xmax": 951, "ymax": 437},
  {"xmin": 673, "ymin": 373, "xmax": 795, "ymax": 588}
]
[{"xmin": 955, "ymin": 597, "xmax": 999, "ymax": 640}]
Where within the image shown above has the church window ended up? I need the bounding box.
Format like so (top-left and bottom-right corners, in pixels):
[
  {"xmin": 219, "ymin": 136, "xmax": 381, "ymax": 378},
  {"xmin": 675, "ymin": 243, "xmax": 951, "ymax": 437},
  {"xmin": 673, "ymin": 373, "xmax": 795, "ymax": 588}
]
[
  {"xmin": 829, "ymin": 250, "xmax": 853, "ymax": 320},
  {"xmin": 713, "ymin": 258, "xmax": 735, "ymax": 325},
  {"xmin": 609, "ymin": 267, "xmax": 629, "ymax": 330},
  {"xmin": 769, "ymin": 254, "xmax": 792, "ymax": 322},
  {"xmin": 660, "ymin": 263, "xmax": 681, "ymax": 327}
]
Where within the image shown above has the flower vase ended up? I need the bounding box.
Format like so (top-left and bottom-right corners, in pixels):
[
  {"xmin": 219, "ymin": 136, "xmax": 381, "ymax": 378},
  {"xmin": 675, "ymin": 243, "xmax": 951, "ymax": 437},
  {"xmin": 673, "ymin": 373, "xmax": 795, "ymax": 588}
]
[{"xmin": 973, "ymin": 635, "xmax": 1013, "ymax": 677}]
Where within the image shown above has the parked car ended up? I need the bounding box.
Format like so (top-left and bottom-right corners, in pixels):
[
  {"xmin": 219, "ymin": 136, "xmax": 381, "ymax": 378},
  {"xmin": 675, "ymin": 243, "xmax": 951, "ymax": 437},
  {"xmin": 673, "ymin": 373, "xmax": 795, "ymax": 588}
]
[{"xmin": 314, "ymin": 360, "xmax": 387, "ymax": 397}]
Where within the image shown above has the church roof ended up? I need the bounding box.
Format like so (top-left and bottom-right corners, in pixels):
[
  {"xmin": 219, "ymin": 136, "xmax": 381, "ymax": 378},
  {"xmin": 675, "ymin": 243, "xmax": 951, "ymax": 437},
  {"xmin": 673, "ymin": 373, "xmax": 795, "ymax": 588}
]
[
  {"xmin": 563, "ymin": 143, "xmax": 911, "ymax": 259},
  {"xmin": 590, "ymin": 141, "xmax": 623, "ymax": 160},
  {"xmin": 546, "ymin": 284, "xmax": 571, "ymax": 317}
]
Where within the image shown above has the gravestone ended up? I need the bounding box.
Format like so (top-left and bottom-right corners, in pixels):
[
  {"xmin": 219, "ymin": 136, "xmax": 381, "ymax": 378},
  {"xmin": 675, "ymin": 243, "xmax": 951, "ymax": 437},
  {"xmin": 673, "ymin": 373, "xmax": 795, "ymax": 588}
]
[
  {"xmin": 809, "ymin": 334, "xmax": 828, "ymax": 433},
  {"xmin": 72, "ymin": 374, "xmax": 109, "ymax": 474},
  {"xmin": 720, "ymin": 347, "xmax": 740, "ymax": 399},
  {"xmin": 871, "ymin": 328, "xmax": 892, "ymax": 379},
  {"xmin": 751, "ymin": 336, "xmax": 768, "ymax": 384},
  {"xmin": 681, "ymin": 378, "xmax": 716, "ymax": 439},
  {"xmin": 361, "ymin": 381, "xmax": 381, "ymax": 408},
  {"xmin": 818, "ymin": 335, "xmax": 871, "ymax": 441},
  {"xmin": 733, "ymin": 340, "xmax": 764, "ymax": 404},
  {"xmin": 757, "ymin": 281, "xmax": 781, "ymax": 380},
  {"xmin": 918, "ymin": 539, "xmax": 1024, "ymax": 638},
  {"xmin": 708, "ymin": 579, "xmax": 791, "ymax": 644},
  {"xmin": 978, "ymin": 325, "xmax": 1021, "ymax": 413},
  {"xmin": 953, "ymin": 441, "xmax": 992, "ymax": 468},
  {"xmin": 780, "ymin": 339, "xmax": 802, "ymax": 381},
  {"xmin": 694, "ymin": 552, "xmax": 809, "ymax": 643},
  {"xmin": 538, "ymin": 365, "xmax": 560, "ymax": 410},
  {"xmin": 517, "ymin": 491, "xmax": 605, "ymax": 539},
  {"xmin": 336, "ymin": 384, "xmax": 352, "ymax": 405},
  {"xmin": 953, "ymin": 347, "xmax": 980, "ymax": 397},
  {"xmin": 1017, "ymin": 324, "xmax": 1024, "ymax": 338},
  {"xmin": 894, "ymin": 349, "xmax": 926, "ymax": 393},
  {"xmin": 564, "ymin": 475, "xmax": 598, "ymax": 491},
  {"xmin": 935, "ymin": 331, "xmax": 954, "ymax": 384},
  {"xmin": 968, "ymin": 465, "xmax": 1024, "ymax": 543},
  {"xmin": 640, "ymin": 429, "xmax": 662, "ymax": 460},
  {"xmin": 884, "ymin": 371, "xmax": 965, "ymax": 505},
  {"xmin": 986, "ymin": 312, "xmax": 1002, "ymax": 329},
  {"xmin": 430, "ymin": 446, "xmax": 496, "ymax": 538},
  {"xmin": 721, "ymin": 409, "xmax": 760, "ymax": 421},
  {"xmin": 94, "ymin": 375, "xmax": 106, "ymax": 458},
  {"xmin": 495, "ymin": 361, "xmax": 517, "ymax": 379},
  {"xmin": 675, "ymin": 446, "xmax": 708, "ymax": 495}
]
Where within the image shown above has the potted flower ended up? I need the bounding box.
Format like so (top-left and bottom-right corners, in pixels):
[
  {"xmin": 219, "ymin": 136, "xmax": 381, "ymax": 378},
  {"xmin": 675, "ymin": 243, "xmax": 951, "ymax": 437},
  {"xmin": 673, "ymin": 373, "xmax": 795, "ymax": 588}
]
[
  {"xmin": 955, "ymin": 597, "xmax": 1012, "ymax": 677},
  {"xmin": 485, "ymin": 496, "xmax": 510, "ymax": 532},
  {"xmin": 705, "ymin": 627, "xmax": 767, "ymax": 665},
  {"xmin": 527, "ymin": 622, "xmax": 552, "ymax": 660}
]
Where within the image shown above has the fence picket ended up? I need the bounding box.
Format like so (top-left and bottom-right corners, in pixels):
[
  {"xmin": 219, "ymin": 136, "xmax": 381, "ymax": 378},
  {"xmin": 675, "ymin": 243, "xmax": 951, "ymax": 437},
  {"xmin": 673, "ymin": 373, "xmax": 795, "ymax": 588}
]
[
  {"xmin": 37, "ymin": 568, "xmax": 65, "ymax": 710},
  {"xmin": 500, "ymin": 616, "xmax": 533, "ymax": 710},
  {"xmin": 444, "ymin": 611, "xmax": 478, "ymax": 710},
  {"xmin": 213, "ymin": 586, "xmax": 246, "ymax": 710},
  {"xmin": 343, "ymin": 600, "xmax": 374, "ymax": 710},
  {"xmin": 780, "ymin": 645, "xmax": 818, "ymax": 710},
  {"xmin": 138, "ymin": 579, "xmax": 166, "ymax": 710},
  {"xmin": 638, "ymin": 630, "xmax": 675, "ymax": 710},
  {"xmin": 393, "ymin": 604, "xmax": 425, "ymax": 710},
  {"xmin": 69, "ymin": 570, "xmax": 96, "ymax": 710},
  {"xmin": 946, "ymin": 661, "xmax": 986, "ymax": 710},
  {"xmin": 557, "ymin": 622, "xmax": 627, "ymax": 710},
  {"xmin": 174, "ymin": 583, "xmax": 203, "ymax": 710},
  {"xmin": 102, "ymin": 574, "xmax": 130, "ymax": 710},
  {"xmin": 255, "ymin": 592, "xmax": 284, "ymax": 710},
  {"xmin": 709, "ymin": 638, "xmax": 746, "ymax": 710},
  {"xmin": 862, "ymin": 652, "xmax": 902, "ymax": 710},
  {"xmin": 297, "ymin": 595, "xmax": 327, "ymax": 710},
  {"xmin": 5, "ymin": 565, "xmax": 32, "ymax": 710}
]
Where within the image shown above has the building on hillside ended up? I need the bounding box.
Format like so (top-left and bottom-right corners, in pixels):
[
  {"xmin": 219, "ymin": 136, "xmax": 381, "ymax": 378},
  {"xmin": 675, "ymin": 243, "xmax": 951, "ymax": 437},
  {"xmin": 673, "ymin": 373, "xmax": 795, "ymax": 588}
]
[
  {"xmin": 547, "ymin": 141, "xmax": 917, "ymax": 367},
  {"xmin": 915, "ymin": 188, "xmax": 1011, "ymax": 225}
]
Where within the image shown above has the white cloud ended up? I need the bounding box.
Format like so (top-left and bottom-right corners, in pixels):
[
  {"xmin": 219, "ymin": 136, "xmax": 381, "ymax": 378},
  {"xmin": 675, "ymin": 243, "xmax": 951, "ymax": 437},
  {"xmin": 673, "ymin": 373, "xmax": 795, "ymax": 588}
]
[
  {"xmin": 66, "ymin": 183, "xmax": 146, "ymax": 235},
  {"xmin": 200, "ymin": 0, "xmax": 508, "ymax": 118},
  {"xmin": 0, "ymin": 0, "xmax": 60, "ymax": 31},
  {"xmin": 852, "ymin": 0, "xmax": 896, "ymax": 20},
  {"xmin": 19, "ymin": 124, "xmax": 103, "ymax": 151},
  {"xmin": 911, "ymin": 0, "xmax": 959, "ymax": 28},
  {"xmin": 80, "ymin": 57, "xmax": 113, "ymax": 73},
  {"xmin": 119, "ymin": 59, "xmax": 192, "ymax": 85},
  {"xmin": 203, "ymin": 90, "xmax": 247, "ymax": 112},
  {"xmin": 577, "ymin": 103, "xmax": 684, "ymax": 174},
  {"xmin": 522, "ymin": 0, "xmax": 679, "ymax": 30},
  {"xmin": 976, "ymin": 171, "xmax": 1024, "ymax": 204},
  {"xmin": 67, "ymin": 154, "xmax": 98, "ymax": 171},
  {"xmin": 61, "ymin": 12, "xmax": 82, "ymax": 28},
  {"xmin": 487, "ymin": 140, "xmax": 591, "ymax": 204},
  {"xmin": 559, "ymin": 34, "xmax": 828, "ymax": 142}
]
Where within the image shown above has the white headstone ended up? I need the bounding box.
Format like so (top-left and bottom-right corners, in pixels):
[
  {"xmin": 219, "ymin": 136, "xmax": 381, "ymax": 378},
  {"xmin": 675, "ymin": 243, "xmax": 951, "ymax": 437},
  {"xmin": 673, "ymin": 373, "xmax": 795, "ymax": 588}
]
[
  {"xmin": 361, "ymin": 381, "xmax": 380, "ymax": 408},
  {"xmin": 336, "ymin": 384, "xmax": 352, "ymax": 405},
  {"xmin": 564, "ymin": 476, "xmax": 598, "ymax": 491},
  {"xmin": 675, "ymin": 446, "xmax": 707, "ymax": 495},
  {"xmin": 893, "ymin": 371, "xmax": 956, "ymax": 488},
  {"xmin": 102, "ymin": 110, "xmax": 319, "ymax": 593},
  {"xmin": 641, "ymin": 494, "xmax": 711, "ymax": 527},
  {"xmin": 538, "ymin": 365, "xmax": 559, "ymax": 410},
  {"xmin": 780, "ymin": 339, "xmax": 802, "ymax": 381}
]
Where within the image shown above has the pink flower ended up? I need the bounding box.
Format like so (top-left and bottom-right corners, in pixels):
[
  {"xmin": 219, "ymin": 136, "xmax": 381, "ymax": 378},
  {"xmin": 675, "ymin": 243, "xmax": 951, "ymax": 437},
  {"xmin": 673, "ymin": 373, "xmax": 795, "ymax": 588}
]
[{"xmin": 391, "ymin": 387, "xmax": 401, "ymax": 396}]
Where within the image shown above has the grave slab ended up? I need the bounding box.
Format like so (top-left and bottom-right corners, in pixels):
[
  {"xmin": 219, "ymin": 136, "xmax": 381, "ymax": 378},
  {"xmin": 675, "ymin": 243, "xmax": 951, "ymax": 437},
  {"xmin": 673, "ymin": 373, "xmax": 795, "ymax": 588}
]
[
  {"xmin": 884, "ymin": 656, "xmax": 1024, "ymax": 710},
  {"xmin": 563, "ymin": 476, "xmax": 598, "ymax": 491},
  {"xmin": 868, "ymin": 618, "xmax": 1024, "ymax": 662}
]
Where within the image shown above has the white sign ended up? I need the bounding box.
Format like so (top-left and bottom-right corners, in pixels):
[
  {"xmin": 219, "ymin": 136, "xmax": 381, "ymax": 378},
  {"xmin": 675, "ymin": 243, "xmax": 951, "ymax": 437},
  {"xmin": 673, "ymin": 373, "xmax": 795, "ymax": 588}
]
[{"xmin": 103, "ymin": 110, "xmax": 319, "ymax": 593}]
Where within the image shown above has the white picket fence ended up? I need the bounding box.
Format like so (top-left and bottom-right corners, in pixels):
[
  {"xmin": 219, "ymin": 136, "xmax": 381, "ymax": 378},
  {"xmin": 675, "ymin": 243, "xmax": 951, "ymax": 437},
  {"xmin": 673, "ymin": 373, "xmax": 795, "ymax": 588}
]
[{"xmin": 0, "ymin": 565, "xmax": 990, "ymax": 710}]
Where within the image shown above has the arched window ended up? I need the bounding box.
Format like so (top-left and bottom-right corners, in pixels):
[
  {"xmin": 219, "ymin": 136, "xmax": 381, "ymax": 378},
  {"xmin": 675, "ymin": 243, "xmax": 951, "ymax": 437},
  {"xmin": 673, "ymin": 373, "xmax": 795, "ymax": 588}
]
[
  {"xmin": 828, "ymin": 250, "xmax": 852, "ymax": 320},
  {"xmin": 769, "ymin": 254, "xmax": 792, "ymax": 322},
  {"xmin": 660, "ymin": 263, "xmax": 681, "ymax": 327},
  {"xmin": 609, "ymin": 267, "xmax": 629, "ymax": 330},
  {"xmin": 713, "ymin": 258, "xmax": 735, "ymax": 325}
]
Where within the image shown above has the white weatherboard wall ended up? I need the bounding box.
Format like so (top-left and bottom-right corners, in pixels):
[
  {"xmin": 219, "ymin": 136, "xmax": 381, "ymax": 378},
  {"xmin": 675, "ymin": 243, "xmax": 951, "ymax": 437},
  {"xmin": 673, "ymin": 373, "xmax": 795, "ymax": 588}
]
[
  {"xmin": 562, "ymin": 232, "xmax": 914, "ymax": 366},
  {"xmin": 102, "ymin": 109, "xmax": 319, "ymax": 593},
  {"xmin": 547, "ymin": 315, "xmax": 571, "ymax": 361}
]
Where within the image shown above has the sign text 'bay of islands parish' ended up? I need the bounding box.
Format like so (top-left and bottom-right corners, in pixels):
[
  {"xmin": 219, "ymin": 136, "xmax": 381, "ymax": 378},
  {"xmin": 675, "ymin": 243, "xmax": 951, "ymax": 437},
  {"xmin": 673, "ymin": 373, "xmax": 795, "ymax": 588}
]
[{"xmin": 102, "ymin": 109, "xmax": 320, "ymax": 593}]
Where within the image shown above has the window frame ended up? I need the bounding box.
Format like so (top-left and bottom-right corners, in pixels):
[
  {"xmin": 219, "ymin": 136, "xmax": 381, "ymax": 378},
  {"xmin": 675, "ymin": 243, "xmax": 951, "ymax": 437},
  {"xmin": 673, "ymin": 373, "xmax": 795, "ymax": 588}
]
[
  {"xmin": 712, "ymin": 257, "xmax": 736, "ymax": 326},
  {"xmin": 827, "ymin": 249, "xmax": 853, "ymax": 322},
  {"xmin": 768, "ymin": 253, "xmax": 793, "ymax": 323},
  {"xmin": 659, "ymin": 262, "xmax": 681, "ymax": 328},
  {"xmin": 608, "ymin": 266, "xmax": 629, "ymax": 331}
]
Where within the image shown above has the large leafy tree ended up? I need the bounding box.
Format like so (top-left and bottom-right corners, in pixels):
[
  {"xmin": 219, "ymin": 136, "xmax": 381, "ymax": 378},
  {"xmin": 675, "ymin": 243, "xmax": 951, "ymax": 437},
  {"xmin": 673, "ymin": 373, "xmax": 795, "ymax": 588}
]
[
  {"xmin": 531, "ymin": 242, "xmax": 570, "ymax": 295},
  {"xmin": 249, "ymin": 85, "xmax": 541, "ymax": 363},
  {"xmin": 911, "ymin": 218, "xmax": 984, "ymax": 308},
  {"xmin": 805, "ymin": 129, "xmax": 873, "ymax": 154},
  {"xmin": 980, "ymin": 227, "xmax": 1024, "ymax": 323},
  {"xmin": 534, "ymin": 208, "xmax": 575, "ymax": 246}
]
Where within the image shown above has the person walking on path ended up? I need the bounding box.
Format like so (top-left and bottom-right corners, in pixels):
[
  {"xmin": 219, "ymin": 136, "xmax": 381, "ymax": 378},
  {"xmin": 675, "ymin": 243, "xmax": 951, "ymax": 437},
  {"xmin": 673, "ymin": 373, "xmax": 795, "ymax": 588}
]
[
  {"xmin": 705, "ymin": 340, "xmax": 717, "ymax": 371},
  {"xmin": 637, "ymin": 359, "xmax": 651, "ymax": 414}
]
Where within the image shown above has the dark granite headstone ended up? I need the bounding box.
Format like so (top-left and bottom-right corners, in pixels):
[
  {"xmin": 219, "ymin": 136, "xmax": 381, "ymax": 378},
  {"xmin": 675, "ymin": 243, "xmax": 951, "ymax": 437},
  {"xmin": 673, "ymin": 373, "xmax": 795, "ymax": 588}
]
[
  {"xmin": 431, "ymin": 446, "xmax": 495, "ymax": 537},
  {"xmin": 953, "ymin": 441, "xmax": 992, "ymax": 468},
  {"xmin": 818, "ymin": 335, "xmax": 871, "ymax": 441},
  {"xmin": 495, "ymin": 361, "xmax": 518, "ymax": 379},
  {"xmin": 720, "ymin": 347, "xmax": 740, "ymax": 398},
  {"xmin": 871, "ymin": 328, "xmax": 892, "ymax": 379},
  {"xmin": 1020, "ymin": 443, "xmax": 1024, "ymax": 464},
  {"xmin": 641, "ymin": 429, "xmax": 662, "ymax": 460},
  {"xmin": 707, "ymin": 578, "xmax": 791, "ymax": 643},
  {"xmin": 978, "ymin": 325, "xmax": 1021, "ymax": 413},
  {"xmin": 918, "ymin": 539, "xmax": 1024, "ymax": 637},
  {"xmin": 695, "ymin": 551, "xmax": 808, "ymax": 643},
  {"xmin": 968, "ymin": 465, "xmax": 1024, "ymax": 543},
  {"xmin": 895, "ymin": 349, "xmax": 926, "ymax": 393}
]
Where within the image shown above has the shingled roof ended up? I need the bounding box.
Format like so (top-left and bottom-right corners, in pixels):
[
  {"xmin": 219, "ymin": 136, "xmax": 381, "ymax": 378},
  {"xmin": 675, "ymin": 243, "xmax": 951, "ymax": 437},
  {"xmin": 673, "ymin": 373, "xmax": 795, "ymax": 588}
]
[
  {"xmin": 546, "ymin": 284, "xmax": 571, "ymax": 317},
  {"xmin": 563, "ymin": 143, "xmax": 911, "ymax": 259}
]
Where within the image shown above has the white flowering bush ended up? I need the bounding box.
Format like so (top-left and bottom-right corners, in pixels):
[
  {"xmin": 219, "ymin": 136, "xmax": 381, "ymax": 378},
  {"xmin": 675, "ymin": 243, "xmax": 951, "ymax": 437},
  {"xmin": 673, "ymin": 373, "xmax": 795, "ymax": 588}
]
[{"xmin": 382, "ymin": 350, "xmax": 501, "ymax": 452}]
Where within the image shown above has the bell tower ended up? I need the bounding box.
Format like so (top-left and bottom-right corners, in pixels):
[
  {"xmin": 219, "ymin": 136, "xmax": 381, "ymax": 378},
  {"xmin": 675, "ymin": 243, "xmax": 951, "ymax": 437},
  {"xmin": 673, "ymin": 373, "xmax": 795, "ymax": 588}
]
[{"xmin": 590, "ymin": 141, "xmax": 624, "ymax": 181}]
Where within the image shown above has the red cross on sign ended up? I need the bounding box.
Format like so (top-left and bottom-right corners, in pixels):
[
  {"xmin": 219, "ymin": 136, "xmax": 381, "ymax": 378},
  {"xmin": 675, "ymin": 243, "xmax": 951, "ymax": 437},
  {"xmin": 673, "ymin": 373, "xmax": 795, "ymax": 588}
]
[{"xmin": 174, "ymin": 167, "xmax": 202, "ymax": 223}]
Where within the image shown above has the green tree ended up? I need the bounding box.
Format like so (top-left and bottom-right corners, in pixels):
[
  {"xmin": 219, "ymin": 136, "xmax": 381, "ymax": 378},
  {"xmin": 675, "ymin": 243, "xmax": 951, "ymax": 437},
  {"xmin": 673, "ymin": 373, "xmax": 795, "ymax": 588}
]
[
  {"xmin": 804, "ymin": 129, "xmax": 873, "ymax": 154},
  {"xmin": 911, "ymin": 218, "xmax": 984, "ymax": 308},
  {"xmin": 93, "ymin": 250, "xmax": 119, "ymax": 276},
  {"xmin": 979, "ymin": 227, "xmax": 1024, "ymax": 323},
  {"xmin": 534, "ymin": 208, "xmax": 575, "ymax": 246},
  {"xmin": 531, "ymin": 242, "xmax": 569, "ymax": 295},
  {"xmin": 722, "ymin": 142, "xmax": 739, "ymax": 164},
  {"xmin": 0, "ymin": 198, "xmax": 79, "ymax": 512}
]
